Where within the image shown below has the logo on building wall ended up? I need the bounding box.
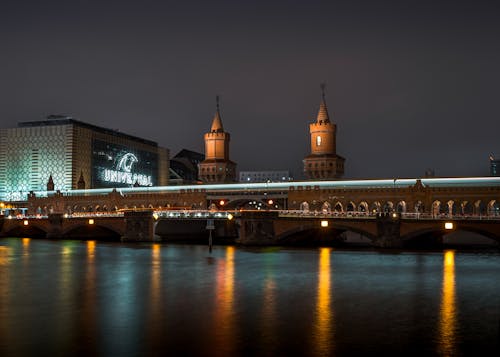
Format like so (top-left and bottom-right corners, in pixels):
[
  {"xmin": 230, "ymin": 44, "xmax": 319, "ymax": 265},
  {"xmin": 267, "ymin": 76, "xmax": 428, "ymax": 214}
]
[
  {"xmin": 116, "ymin": 153, "xmax": 138, "ymax": 172},
  {"xmin": 102, "ymin": 152, "xmax": 152, "ymax": 186}
]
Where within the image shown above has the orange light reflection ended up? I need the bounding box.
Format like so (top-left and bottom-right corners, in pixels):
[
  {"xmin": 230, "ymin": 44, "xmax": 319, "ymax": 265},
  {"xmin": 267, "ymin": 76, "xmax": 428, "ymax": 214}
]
[
  {"xmin": 439, "ymin": 250, "xmax": 457, "ymax": 356},
  {"xmin": 315, "ymin": 247, "xmax": 333, "ymax": 355},
  {"xmin": 214, "ymin": 246, "xmax": 235, "ymax": 354}
]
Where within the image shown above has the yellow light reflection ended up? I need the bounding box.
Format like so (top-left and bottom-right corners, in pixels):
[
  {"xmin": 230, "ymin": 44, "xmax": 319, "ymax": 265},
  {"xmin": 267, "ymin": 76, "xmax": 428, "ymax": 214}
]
[
  {"xmin": 315, "ymin": 247, "xmax": 333, "ymax": 355},
  {"xmin": 439, "ymin": 250, "xmax": 457, "ymax": 356},
  {"xmin": 214, "ymin": 246, "xmax": 235, "ymax": 354},
  {"xmin": 151, "ymin": 244, "xmax": 161, "ymax": 305},
  {"xmin": 81, "ymin": 240, "xmax": 97, "ymax": 353},
  {"xmin": 261, "ymin": 275, "xmax": 277, "ymax": 349},
  {"xmin": 87, "ymin": 240, "xmax": 96, "ymax": 260},
  {"xmin": 0, "ymin": 246, "xmax": 9, "ymax": 266}
]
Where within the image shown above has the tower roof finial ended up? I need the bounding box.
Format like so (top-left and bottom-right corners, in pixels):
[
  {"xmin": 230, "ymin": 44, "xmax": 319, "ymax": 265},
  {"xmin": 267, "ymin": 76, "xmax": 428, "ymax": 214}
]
[
  {"xmin": 210, "ymin": 95, "xmax": 224, "ymax": 132},
  {"xmin": 316, "ymin": 83, "xmax": 330, "ymax": 123},
  {"xmin": 320, "ymin": 82, "xmax": 326, "ymax": 101}
]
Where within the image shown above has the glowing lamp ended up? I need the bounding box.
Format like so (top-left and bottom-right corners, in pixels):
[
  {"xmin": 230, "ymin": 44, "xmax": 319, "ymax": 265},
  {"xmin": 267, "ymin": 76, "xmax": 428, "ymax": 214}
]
[
  {"xmin": 321, "ymin": 220, "xmax": 329, "ymax": 227},
  {"xmin": 23, "ymin": 220, "xmax": 29, "ymax": 226},
  {"xmin": 392, "ymin": 212, "xmax": 398, "ymax": 218},
  {"xmin": 444, "ymin": 222, "xmax": 454, "ymax": 230},
  {"xmin": 227, "ymin": 213, "xmax": 234, "ymax": 220},
  {"xmin": 88, "ymin": 219, "xmax": 95, "ymax": 225},
  {"xmin": 219, "ymin": 200, "xmax": 225, "ymax": 206},
  {"xmin": 267, "ymin": 199, "xmax": 274, "ymax": 205},
  {"xmin": 153, "ymin": 213, "xmax": 159, "ymax": 220}
]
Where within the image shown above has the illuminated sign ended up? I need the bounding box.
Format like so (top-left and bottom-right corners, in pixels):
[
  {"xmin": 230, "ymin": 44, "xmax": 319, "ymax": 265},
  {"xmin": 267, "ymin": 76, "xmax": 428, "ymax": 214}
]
[
  {"xmin": 101, "ymin": 152, "xmax": 152, "ymax": 186},
  {"xmin": 92, "ymin": 140, "xmax": 157, "ymax": 188}
]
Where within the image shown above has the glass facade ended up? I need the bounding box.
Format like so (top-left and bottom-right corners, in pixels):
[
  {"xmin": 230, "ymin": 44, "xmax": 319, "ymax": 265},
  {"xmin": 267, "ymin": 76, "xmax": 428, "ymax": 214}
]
[{"xmin": 0, "ymin": 125, "xmax": 73, "ymax": 200}]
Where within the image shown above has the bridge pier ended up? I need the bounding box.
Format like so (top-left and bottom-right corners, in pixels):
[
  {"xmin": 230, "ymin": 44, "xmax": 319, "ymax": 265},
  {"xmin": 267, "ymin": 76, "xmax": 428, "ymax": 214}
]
[
  {"xmin": 236, "ymin": 211, "xmax": 278, "ymax": 245},
  {"xmin": 373, "ymin": 213, "xmax": 403, "ymax": 248},
  {"xmin": 121, "ymin": 210, "xmax": 155, "ymax": 242},
  {"xmin": 46, "ymin": 213, "xmax": 64, "ymax": 239}
]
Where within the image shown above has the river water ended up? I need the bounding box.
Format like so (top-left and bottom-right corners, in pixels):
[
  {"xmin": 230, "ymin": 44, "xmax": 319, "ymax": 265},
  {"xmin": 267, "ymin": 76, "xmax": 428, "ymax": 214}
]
[{"xmin": 0, "ymin": 238, "xmax": 499, "ymax": 356}]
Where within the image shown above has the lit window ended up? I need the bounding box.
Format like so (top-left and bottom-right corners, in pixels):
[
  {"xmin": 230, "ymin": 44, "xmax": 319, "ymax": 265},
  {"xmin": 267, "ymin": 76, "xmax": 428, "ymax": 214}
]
[{"xmin": 316, "ymin": 135, "xmax": 322, "ymax": 146}]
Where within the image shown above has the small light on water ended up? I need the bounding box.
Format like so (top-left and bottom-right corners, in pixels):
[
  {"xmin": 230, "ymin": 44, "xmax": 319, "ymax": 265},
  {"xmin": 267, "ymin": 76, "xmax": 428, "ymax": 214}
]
[
  {"xmin": 444, "ymin": 222, "xmax": 454, "ymax": 230},
  {"xmin": 23, "ymin": 220, "xmax": 29, "ymax": 226},
  {"xmin": 88, "ymin": 219, "xmax": 94, "ymax": 225},
  {"xmin": 321, "ymin": 220, "xmax": 328, "ymax": 227}
]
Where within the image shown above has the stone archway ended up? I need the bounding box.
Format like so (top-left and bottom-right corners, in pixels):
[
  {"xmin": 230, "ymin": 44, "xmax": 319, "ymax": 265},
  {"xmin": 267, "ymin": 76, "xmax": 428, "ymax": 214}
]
[
  {"xmin": 432, "ymin": 200, "xmax": 441, "ymax": 217},
  {"xmin": 383, "ymin": 201, "xmax": 394, "ymax": 213},
  {"xmin": 370, "ymin": 201, "xmax": 381, "ymax": 214},
  {"xmin": 358, "ymin": 201, "xmax": 369, "ymax": 214}
]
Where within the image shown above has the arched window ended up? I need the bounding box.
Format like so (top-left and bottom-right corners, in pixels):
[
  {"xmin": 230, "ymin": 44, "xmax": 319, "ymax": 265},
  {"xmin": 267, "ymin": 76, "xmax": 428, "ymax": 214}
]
[{"xmin": 316, "ymin": 135, "xmax": 322, "ymax": 146}]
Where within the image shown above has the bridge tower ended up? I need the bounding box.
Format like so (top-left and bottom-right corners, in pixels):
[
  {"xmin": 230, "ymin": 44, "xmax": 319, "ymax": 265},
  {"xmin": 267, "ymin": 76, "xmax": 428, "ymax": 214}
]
[
  {"xmin": 303, "ymin": 84, "xmax": 345, "ymax": 180},
  {"xmin": 198, "ymin": 96, "xmax": 237, "ymax": 183}
]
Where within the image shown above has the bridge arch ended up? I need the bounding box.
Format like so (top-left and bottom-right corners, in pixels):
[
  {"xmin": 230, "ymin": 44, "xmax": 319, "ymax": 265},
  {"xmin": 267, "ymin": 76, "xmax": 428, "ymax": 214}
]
[
  {"xmin": 402, "ymin": 226, "xmax": 500, "ymax": 245},
  {"xmin": 300, "ymin": 201, "xmax": 309, "ymax": 212},
  {"xmin": 488, "ymin": 200, "xmax": 499, "ymax": 216},
  {"xmin": 383, "ymin": 201, "xmax": 394, "ymax": 213},
  {"xmin": 346, "ymin": 201, "xmax": 356, "ymax": 212},
  {"xmin": 474, "ymin": 200, "xmax": 486, "ymax": 215},
  {"xmin": 63, "ymin": 224, "xmax": 122, "ymax": 241},
  {"xmin": 396, "ymin": 201, "xmax": 407, "ymax": 213},
  {"xmin": 276, "ymin": 222, "xmax": 377, "ymax": 244},
  {"xmin": 370, "ymin": 201, "xmax": 381, "ymax": 213},
  {"xmin": 461, "ymin": 201, "xmax": 473, "ymax": 215},
  {"xmin": 321, "ymin": 201, "xmax": 331, "ymax": 213},
  {"xmin": 3, "ymin": 224, "xmax": 47, "ymax": 238},
  {"xmin": 334, "ymin": 202, "xmax": 343, "ymax": 213},
  {"xmin": 432, "ymin": 200, "xmax": 441, "ymax": 216},
  {"xmin": 358, "ymin": 201, "xmax": 368, "ymax": 213}
]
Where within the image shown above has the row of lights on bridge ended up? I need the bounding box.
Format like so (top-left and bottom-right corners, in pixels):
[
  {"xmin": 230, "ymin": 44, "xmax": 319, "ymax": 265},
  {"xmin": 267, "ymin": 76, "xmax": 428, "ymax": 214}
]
[
  {"xmin": 20, "ymin": 215, "xmax": 454, "ymax": 230},
  {"xmin": 319, "ymin": 219, "xmax": 455, "ymax": 230}
]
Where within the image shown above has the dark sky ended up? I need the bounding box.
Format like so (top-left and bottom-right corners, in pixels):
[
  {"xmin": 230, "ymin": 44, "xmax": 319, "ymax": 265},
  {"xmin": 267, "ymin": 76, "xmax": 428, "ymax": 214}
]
[{"xmin": 1, "ymin": 0, "xmax": 499, "ymax": 179}]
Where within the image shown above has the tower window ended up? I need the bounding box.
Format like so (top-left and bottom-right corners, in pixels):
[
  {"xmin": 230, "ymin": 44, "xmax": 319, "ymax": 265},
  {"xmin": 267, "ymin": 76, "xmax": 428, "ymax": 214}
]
[{"xmin": 316, "ymin": 135, "xmax": 322, "ymax": 146}]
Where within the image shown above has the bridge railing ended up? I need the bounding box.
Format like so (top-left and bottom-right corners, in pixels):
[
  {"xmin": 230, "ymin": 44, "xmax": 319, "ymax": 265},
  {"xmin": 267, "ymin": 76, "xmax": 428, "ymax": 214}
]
[{"xmin": 277, "ymin": 210, "xmax": 500, "ymax": 220}]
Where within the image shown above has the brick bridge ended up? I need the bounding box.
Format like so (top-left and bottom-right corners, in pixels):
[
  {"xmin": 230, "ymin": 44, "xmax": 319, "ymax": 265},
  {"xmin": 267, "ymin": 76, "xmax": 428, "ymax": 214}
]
[
  {"xmin": 1, "ymin": 210, "xmax": 500, "ymax": 247},
  {"xmin": 1, "ymin": 177, "xmax": 498, "ymax": 247}
]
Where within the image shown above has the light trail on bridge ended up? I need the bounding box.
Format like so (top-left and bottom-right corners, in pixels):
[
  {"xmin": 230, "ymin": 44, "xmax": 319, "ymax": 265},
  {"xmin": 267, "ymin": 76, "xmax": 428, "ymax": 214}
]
[{"xmin": 27, "ymin": 176, "xmax": 500, "ymax": 199}]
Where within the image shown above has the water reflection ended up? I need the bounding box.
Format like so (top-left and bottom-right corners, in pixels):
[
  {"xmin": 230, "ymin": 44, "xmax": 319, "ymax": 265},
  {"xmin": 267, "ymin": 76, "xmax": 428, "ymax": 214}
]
[
  {"xmin": 146, "ymin": 243, "xmax": 163, "ymax": 351},
  {"xmin": 150, "ymin": 244, "xmax": 161, "ymax": 306},
  {"xmin": 0, "ymin": 245, "xmax": 10, "ymax": 352},
  {"xmin": 261, "ymin": 267, "xmax": 277, "ymax": 354},
  {"xmin": 55, "ymin": 242, "xmax": 75, "ymax": 353},
  {"xmin": 315, "ymin": 247, "xmax": 333, "ymax": 355},
  {"xmin": 439, "ymin": 250, "xmax": 457, "ymax": 355},
  {"xmin": 214, "ymin": 246, "xmax": 235, "ymax": 354},
  {"xmin": 81, "ymin": 240, "xmax": 97, "ymax": 355}
]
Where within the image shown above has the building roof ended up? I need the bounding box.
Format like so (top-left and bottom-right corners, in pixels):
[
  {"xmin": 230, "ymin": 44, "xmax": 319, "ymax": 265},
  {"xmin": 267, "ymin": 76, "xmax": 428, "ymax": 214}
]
[
  {"xmin": 18, "ymin": 116, "xmax": 158, "ymax": 147},
  {"xmin": 316, "ymin": 98, "xmax": 330, "ymax": 123},
  {"xmin": 210, "ymin": 96, "xmax": 224, "ymax": 132},
  {"xmin": 210, "ymin": 110, "xmax": 224, "ymax": 132}
]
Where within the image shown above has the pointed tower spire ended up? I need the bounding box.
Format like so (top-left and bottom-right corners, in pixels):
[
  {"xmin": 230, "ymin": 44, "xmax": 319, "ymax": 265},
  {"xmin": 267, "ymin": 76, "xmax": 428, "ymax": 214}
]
[
  {"xmin": 316, "ymin": 83, "xmax": 330, "ymax": 123},
  {"xmin": 77, "ymin": 170, "xmax": 86, "ymax": 189},
  {"xmin": 47, "ymin": 174, "xmax": 54, "ymax": 191},
  {"xmin": 210, "ymin": 95, "xmax": 224, "ymax": 132}
]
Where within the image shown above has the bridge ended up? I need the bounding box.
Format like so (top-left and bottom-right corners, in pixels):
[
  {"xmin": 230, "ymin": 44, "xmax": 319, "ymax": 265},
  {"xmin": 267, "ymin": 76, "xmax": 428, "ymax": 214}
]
[
  {"xmin": 1, "ymin": 208, "xmax": 499, "ymax": 248},
  {"xmin": 1, "ymin": 176, "xmax": 499, "ymax": 247}
]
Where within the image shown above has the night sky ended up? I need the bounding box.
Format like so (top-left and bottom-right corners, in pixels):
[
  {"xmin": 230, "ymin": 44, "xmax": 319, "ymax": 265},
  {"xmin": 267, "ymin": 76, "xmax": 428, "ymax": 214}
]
[{"xmin": 1, "ymin": 0, "xmax": 499, "ymax": 180}]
